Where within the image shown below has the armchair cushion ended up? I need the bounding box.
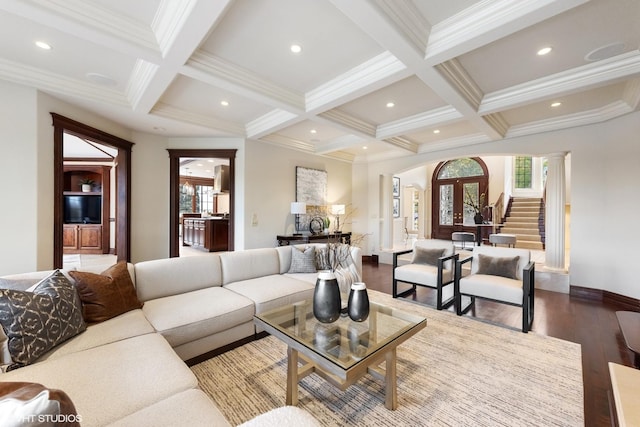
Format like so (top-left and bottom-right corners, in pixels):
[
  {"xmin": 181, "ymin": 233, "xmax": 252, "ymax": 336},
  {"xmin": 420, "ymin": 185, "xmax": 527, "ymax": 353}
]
[
  {"xmin": 411, "ymin": 247, "xmax": 445, "ymax": 266},
  {"xmin": 458, "ymin": 274, "xmax": 523, "ymax": 305},
  {"xmin": 476, "ymin": 254, "xmax": 520, "ymax": 280}
]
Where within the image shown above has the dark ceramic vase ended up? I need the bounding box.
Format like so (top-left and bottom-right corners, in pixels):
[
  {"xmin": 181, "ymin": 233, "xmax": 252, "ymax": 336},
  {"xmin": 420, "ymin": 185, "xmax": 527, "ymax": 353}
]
[
  {"xmin": 474, "ymin": 213, "xmax": 484, "ymax": 224},
  {"xmin": 313, "ymin": 271, "xmax": 341, "ymax": 323},
  {"xmin": 348, "ymin": 282, "xmax": 370, "ymax": 322}
]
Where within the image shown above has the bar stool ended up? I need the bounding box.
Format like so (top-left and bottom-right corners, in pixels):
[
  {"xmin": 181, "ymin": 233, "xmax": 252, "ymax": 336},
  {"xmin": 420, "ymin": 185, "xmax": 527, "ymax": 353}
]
[
  {"xmin": 489, "ymin": 233, "xmax": 517, "ymax": 248},
  {"xmin": 451, "ymin": 232, "xmax": 475, "ymax": 250}
]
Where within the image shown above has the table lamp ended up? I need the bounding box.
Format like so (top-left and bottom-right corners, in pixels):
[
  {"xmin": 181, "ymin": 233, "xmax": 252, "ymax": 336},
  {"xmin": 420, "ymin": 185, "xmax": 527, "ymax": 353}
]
[{"xmin": 291, "ymin": 202, "xmax": 306, "ymax": 235}]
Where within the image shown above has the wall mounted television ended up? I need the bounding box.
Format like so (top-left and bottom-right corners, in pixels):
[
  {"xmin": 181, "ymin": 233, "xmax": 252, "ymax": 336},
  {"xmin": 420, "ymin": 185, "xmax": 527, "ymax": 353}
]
[{"xmin": 64, "ymin": 195, "xmax": 102, "ymax": 224}]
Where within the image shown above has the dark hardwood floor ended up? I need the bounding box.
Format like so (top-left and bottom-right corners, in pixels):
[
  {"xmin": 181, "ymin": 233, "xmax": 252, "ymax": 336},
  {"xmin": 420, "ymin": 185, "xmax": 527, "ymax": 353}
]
[{"xmin": 362, "ymin": 261, "xmax": 635, "ymax": 427}]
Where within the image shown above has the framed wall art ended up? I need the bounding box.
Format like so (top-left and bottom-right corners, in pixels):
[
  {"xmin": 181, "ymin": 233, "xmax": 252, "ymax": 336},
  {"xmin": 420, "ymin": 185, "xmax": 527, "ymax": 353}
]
[
  {"xmin": 393, "ymin": 198, "xmax": 400, "ymax": 218},
  {"xmin": 393, "ymin": 176, "xmax": 400, "ymax": 197},
  {"xmin": 295, "ymin": 166, "xmax": 327, "ymax": 231}
]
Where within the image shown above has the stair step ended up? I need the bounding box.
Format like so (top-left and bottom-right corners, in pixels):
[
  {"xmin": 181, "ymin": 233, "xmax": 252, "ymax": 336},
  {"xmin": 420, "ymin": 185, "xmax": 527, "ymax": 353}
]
[{"xmin": 516, "ymin": 241, "xmax": 544, "ymax": 250}]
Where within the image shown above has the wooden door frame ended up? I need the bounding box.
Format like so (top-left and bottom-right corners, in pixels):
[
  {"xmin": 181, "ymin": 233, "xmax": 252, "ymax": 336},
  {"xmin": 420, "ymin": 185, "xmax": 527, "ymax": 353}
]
[
  {"xmin": 52, "ymin": 113, "xmax": 133, "ymax": 268},
  {"xmin": 168, "ymin": 149, "xmax": 237, "ymax": 257},
  {"xmin": 431, "ymin": 157, "xmax": 488, "ymax": 240}
]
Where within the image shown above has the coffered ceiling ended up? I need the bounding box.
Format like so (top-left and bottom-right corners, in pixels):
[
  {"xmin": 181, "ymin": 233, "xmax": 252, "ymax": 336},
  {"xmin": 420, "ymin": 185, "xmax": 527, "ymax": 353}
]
[{"xmin": 1, "ymin": 0, "xmax": 639, "ymax": 163}]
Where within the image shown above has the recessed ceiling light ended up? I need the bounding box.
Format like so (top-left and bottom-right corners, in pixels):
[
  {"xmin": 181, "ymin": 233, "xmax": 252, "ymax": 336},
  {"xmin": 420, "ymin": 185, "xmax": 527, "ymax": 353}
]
[
  {"xmin": 363, "ymin": 146, "xmax": 368, "ymax": 150},
  {"xmin": 290, "ymin": 44, "xmax": 302, "ymax": 54},
  {"xmin": 310, "ymin": 129, "xmax": 317, "ymax": 134},
  {"xmin": 220, "ymin": 100, "xmax": 229, "ymax": 107},
  {"xmin": 551, "ymin": 102, "xmax": 562, "ymax": 108},
  {"xmin": 35, "ymin": 41, "xmax": 51, "ymax": 50},
  {"xmin": 433, "ymin": 129, "xmax": 440, "ymax": 134},
  {"xmin": 386, "ymin": 102, "xmax": 395, "ymax": 108},
  {"xmin": 537, "ymin": 46, "xmax": 552, "ymax": 56}
]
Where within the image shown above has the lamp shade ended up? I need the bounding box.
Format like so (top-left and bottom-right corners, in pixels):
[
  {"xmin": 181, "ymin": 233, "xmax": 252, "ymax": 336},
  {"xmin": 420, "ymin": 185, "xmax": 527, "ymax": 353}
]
[
  {"xmin": 291, "ymin": 202, "xmax": 306, "ymax": 214},
  {"xmin": 331, "ymin": 204, "xmax": 345, "ymax": 215}
]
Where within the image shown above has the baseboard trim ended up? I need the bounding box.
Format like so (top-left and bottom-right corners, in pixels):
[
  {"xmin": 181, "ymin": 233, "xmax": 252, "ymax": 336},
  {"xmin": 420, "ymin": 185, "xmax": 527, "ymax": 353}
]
[
  {"xmin": 570, "ymin": 285, "xmax": 640, "ymax": 310},
  {"xmin": 363, "ymin": 255, "xmax": 379, "ymax": 265}
]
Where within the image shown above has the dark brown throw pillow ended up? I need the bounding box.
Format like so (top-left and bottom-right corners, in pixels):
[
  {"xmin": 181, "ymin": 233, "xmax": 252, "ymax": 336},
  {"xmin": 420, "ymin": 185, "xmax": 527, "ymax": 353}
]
[
  {"xmin": 0, "ymin": 382, "xmax": 80, "ymax": 426},
  {"xmin": 411, "ymin": 247, "xmax": 445, "ymax": 266},
  {"xmin": 476, "ymin": 253, "xmax": 520, "ymax": 279},
  {"xmin": 69, "ymin": 261, "xmax": 143, "ymax": 324}
]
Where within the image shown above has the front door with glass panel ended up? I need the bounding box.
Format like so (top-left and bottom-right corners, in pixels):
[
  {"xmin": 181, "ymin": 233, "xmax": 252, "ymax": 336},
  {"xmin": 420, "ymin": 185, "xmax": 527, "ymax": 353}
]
[{"xmin": 431, "ymin": 158, "xmax": 488, "ymax": 241}]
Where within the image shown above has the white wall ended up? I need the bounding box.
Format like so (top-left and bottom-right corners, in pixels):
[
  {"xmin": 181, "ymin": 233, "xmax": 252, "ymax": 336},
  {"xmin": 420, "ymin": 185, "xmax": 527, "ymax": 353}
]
[
  {"xmin": 244, "ymin": 139, "xmax": 352, "ymax": 249},
  {"xmin": 0, "ymin": 82, "xmax": 38, "ymax": 274}
]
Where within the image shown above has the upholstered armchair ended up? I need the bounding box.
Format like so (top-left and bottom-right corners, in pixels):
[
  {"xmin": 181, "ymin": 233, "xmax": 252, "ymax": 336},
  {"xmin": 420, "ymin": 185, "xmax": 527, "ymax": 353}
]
[
  {"xmin": 393, "ymin": 239, "xmax": 458, "ymax": 310},
  {"xmin": 454, "ymin": 246, "xmax": 535, "ymax": 332}
]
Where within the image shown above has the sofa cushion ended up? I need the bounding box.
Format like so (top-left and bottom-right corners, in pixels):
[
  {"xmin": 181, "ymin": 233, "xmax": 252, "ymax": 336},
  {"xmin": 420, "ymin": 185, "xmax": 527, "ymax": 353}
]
[
  {"xmin": 134, "ymin": 255, "xmax": 223, "ymax": 302},
  {"xmin": 220, "ymin": 248, "xmax": 280, "ymax": 285},
  {"xmin": 224, "ymin": 275, "xmax": 314, "ymax": 314},
  {"xmin": 0, "ymin": 271, "xmax": 86, "ymax": 370},
  {"xmin": 69, "ymin": 261, "xmax": 143, "ymax": 323},
  {"xmin": 106, "ymin": 389, "xmax": 231, "ymax": 427},
  {"xmin": 142, "ymin": 287, "xmax": 254, "ymax": 348},
  {"xmin": 288, "ymin": 246, "xmax": 317, "ymax": 274},
  {"xmin": 1, "ymin": 333, "xmax": 198, "ymax": 427},
  {"xmin": 0, "ymin": 382, "xmax": 79, "ymax": 427},
  {"xmin": 37, "ymin": 309, "xmax": 154, "ymax": 362}
]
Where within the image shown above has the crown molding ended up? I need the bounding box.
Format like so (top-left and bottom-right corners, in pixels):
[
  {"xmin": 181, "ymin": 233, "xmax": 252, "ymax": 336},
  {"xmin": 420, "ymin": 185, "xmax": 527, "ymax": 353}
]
[
  {"xmin": 314, "ymin": 134, "xmax": 367, "ymax": 155},
  {"xmin": 245, "ymin": 109, "xmax": 300, "ymax": 139},
  {"xmin": 151, "ymin": 102, "xmax": 245, "ymax": 135},
  {"xmin": 425, "ymin": 0, "xmax": 588, "ymax": 64},
  {"xmin": 373, "ymin": 0, "xmax": 430, "ymax": 54},
  {"xmin": 480, "ymin": 50, "xmax": 640, "ymax": 114},
  {"xmin": 506, "ymin": 101, "xmax": 633, "ymax": 138},
  {"xmin": 622, "ymin": 78, "xmax": 640, "ymax": 110},
  {"xmin": 152, "ymin": 0, "xmax": 198, "ymax": 55},
  {"xmin": 376, "ymin": 105, "xmax": 463, "ymax": 139},
  {"xmin": 383, "ymin": 136, "xmax": 418, "ymax": 153},
  {"xmin": 127, "ymin": 60, "xmax": 159, "ymax": 110},
  {"xmin": 30, "ymin": 0, "xmax": 159, "ymax": 53},
  {"xmin": 185, "ymin": 51, "xmax": 305, "ymax": 112},
  {"xmin": 482, "ymin": 112, "xmax": 509, "ymax": 137},
  {"xmin": 259, "ymin": 134, "xmax": 315, "ymax": 153},
  {"xmin": 0, "ymin": 58, "xmax": 129, "ymax": 107},
  {"xmin": 305, "ymin": 51, "xmax": 408, "ymax": 113},
  {"xmin": 435, "ymin": 59, "xmax": 484, "ymax": 110},
  {"xmin": 318, "ymin": 110, "xmax": 377, "ymax": 137}
]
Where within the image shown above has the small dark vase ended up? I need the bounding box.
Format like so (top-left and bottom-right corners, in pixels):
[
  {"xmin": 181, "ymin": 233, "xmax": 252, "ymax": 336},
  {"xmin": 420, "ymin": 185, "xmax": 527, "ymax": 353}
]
[
  {"xmin": 348, "ymin": 282, "xmax": 370, "ymax": 322},
  {"xmin": 473, "ymin": 212, "xmax": 484, "ymax": 224},
  {"xmin": 313, "ymin": 271, "xmax": 341, "ymax": 323}
]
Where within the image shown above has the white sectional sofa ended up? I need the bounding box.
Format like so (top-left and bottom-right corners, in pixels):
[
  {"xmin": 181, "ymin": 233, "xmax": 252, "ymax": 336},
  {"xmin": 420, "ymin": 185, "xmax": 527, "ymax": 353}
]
[{"xmin": 0, "ymin": 243, "xmax": 361, "ymax": 426}]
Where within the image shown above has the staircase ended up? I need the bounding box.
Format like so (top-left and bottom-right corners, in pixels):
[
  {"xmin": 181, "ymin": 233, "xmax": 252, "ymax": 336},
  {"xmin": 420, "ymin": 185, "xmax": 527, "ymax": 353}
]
[{"xmin": 499, "ymin": 197, "xmax": 545, "ymax": 250}]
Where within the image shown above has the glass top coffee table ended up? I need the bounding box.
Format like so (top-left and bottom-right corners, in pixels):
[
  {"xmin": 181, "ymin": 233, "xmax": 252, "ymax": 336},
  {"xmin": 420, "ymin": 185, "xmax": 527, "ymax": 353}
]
[{"xmin": 254, "ymin": 299, "xmax": 426, "ymax": 410}]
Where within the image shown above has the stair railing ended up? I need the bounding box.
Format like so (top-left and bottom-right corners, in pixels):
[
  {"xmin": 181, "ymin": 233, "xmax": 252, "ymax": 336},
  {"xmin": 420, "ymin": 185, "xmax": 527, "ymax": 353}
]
[{"xmin": 493, "ymin": 192, "xmax": 504, "ymax": 225}]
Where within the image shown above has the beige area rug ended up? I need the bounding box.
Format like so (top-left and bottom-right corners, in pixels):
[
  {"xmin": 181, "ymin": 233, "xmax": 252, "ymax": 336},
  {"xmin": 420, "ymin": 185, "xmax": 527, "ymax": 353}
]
[{"xmin": 192, "ymin": 291, "xmax": 583, "ymax": 426}]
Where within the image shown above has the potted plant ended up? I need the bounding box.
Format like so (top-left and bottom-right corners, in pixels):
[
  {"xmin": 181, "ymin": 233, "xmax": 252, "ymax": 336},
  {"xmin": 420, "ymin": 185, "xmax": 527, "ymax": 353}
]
[
  {"xmin": 79, "ymin": 177, "xmax": 95, "ymax": 192},
  {"xmin": 464, "ymin": 189, "xmax": 486, "ymax": 224},
  {"xmin": 323, "ymin": 217, "xmax": 330, "ymax": 234}
]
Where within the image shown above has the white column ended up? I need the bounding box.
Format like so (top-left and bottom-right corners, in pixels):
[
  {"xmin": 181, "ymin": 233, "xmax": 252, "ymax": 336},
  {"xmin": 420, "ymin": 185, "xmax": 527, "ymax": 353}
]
[
  {"xmin": 545, "ymin": 152, "xmax": 566, "ymax": 270},
  {"xmin": 380, "ymin": 174, "xmax": 393, "ymax": 251}
]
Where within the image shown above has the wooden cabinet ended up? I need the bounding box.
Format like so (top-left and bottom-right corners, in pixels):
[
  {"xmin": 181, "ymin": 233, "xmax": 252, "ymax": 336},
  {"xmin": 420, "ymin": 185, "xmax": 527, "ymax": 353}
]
[
  {"xmin": 63, "ymin": 165, "xmax": 111, "ymax": 254},
  {"xmin": 63, "ymin": 224, "xmax": 103, "ymax": 254},
  {"xmin": 183, "ymin": 218, "xmax": 229, "ymax": 252}
]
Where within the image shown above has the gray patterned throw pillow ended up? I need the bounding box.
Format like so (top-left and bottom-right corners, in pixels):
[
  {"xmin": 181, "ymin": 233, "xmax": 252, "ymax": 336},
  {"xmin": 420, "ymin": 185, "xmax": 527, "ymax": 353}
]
[
  {"xmin": 288, "ymin": 246, "xmax": 317, "ymax": 273},
  {"xmin": 0, "ymin": 270, "xmax": 86, "ymax": 370}
]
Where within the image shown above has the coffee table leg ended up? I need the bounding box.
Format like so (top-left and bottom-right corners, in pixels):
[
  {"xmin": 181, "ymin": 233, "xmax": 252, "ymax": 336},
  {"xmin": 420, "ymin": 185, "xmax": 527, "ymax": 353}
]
[
  {"xmin": 286, "ymin": 346, "xmax": 299, "ymax": 406},
  {"xmin": 385, "ymin": 348, "xmax": 398, "ymax": 410}
]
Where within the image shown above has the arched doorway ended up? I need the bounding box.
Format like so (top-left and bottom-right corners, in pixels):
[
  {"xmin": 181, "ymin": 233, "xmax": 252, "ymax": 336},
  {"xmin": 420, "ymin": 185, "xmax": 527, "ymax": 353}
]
[{"xmin": 431, "ymin": 157, "xmax": 488, "ymax": 241}]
